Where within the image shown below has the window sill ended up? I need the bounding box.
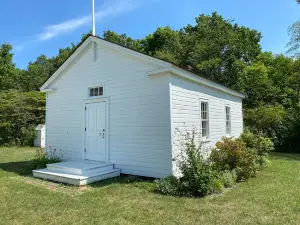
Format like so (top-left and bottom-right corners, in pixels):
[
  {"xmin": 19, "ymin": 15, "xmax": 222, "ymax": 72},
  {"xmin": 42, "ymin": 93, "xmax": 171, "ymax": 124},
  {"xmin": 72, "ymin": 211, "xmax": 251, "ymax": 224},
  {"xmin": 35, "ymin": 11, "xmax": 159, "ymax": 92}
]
[
  {"xmin": 85, "ymin": 96, "xmax": 106, "ymax": 101},
  {"xmin": 202, "ymin": 139, "xmax": 211, "ymax": 143}
]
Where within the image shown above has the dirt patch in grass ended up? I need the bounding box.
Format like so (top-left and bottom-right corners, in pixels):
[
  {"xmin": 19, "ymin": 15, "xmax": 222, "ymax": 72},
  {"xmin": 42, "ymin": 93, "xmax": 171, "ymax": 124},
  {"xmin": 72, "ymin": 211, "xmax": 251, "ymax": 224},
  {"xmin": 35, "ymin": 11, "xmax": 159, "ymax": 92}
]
[{"xmin": 23, "ymin": 177, "xmax": 91, "ymax": 196}]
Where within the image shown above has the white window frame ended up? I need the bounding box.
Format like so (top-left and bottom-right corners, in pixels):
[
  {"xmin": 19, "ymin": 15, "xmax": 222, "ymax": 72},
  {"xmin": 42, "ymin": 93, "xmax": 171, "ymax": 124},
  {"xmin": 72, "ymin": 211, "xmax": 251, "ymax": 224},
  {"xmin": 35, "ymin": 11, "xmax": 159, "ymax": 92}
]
[
  {"xmin": 88, "ymin": 85, "xmax": 104, "ymax": 98},
  {"xmin": 225, "ymin": 105, "xmax": 231, "ymax": 136},
  {"xmin": 200, "ymin": 100, "xmax": 210, "ymax": 141}
]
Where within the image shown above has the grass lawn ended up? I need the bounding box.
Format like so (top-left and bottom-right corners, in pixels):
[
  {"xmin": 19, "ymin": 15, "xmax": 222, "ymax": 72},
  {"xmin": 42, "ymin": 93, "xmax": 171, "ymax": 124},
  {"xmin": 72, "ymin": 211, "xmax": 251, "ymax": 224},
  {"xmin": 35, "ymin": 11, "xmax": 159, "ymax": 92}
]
[{"xmin": 0, "ymin": 147, "xmax": 300, "ymax": 225}]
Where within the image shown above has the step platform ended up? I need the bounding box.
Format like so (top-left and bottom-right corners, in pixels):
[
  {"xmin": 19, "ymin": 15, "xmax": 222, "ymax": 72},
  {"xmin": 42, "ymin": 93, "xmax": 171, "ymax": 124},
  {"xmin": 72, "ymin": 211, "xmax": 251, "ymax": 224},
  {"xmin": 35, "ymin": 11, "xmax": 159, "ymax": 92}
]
[{"xmin": 32, "ymin": 160, "xmax": 120, "ymax": 186}]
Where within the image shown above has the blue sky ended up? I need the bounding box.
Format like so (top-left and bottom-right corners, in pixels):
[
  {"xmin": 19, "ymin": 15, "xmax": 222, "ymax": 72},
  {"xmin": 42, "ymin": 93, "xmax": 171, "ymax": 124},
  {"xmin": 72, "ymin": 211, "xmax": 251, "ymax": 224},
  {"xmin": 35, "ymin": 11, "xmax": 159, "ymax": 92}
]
[{"xmin": 0, "ymin": 0, "xmax": 299, "ymax": 68}]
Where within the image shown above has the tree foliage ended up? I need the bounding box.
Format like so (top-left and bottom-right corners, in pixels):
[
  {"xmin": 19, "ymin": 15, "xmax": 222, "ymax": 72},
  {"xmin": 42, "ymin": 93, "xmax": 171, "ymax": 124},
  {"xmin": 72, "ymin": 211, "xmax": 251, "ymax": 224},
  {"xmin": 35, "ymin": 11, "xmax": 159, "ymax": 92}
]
[
  {"xmin": 287, "ymin": 21, "xmax": 300, "ymax": 57},
  {"xmin": 0, "ymin": 44, "xmax": 17, "ymax": 90},
  {"xmin": 0, "ymin": 12, "xmax": 300, "ymax": 150},
  {"xmin": 0, "ymin": 91, "xmax": 45, "ymax": 146}
]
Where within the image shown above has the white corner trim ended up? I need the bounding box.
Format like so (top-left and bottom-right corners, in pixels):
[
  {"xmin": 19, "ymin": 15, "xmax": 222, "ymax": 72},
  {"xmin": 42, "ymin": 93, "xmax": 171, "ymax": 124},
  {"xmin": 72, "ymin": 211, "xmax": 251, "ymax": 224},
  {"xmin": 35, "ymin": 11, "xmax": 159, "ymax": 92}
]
[{"xmin": 147, "ymin": 66, "xmax": 245, "ymax": 99}]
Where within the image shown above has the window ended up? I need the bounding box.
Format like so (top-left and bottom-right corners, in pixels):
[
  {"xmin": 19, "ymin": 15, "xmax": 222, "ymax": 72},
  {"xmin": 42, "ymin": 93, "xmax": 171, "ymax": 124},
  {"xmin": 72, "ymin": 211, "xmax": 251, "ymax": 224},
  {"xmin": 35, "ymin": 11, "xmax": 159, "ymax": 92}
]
[
  {"xmin": 89, "ymin": 86, "xmax": 103, "ymax": 97},
  {"xmin": 201, "ymin": 102, "xmax": 209, "ymax": 139},
  {"xmin": 225, "ymin": 106, "xmax": 231, "ymax": 135}
]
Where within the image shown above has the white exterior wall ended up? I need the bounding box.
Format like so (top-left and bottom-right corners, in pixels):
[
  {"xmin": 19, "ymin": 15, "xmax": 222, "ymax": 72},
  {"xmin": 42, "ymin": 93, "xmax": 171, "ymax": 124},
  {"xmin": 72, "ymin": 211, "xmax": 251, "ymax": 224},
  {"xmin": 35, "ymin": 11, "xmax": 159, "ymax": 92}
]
[
  {"xmin": 170, "ymin": 75, "xmax": 243, "ymax": 176},
  {"xmin": 45, "ymin": 43, "xmax": 172, "ymax": 178}
]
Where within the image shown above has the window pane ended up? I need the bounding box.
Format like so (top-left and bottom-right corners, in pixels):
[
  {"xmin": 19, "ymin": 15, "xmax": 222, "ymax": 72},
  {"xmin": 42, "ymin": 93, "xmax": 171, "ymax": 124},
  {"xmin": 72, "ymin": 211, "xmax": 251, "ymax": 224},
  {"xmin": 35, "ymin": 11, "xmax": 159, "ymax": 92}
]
[
  {"xmin": 90, "ymin": 88, "xmax": 94, "ymax": 97},
  {"xmin": 202, "ymin": 121, "xmax": 207, "ymax": 137},
  {"xmin": 202, "ymin": 112, "xmax": 207, "ymax": 120},
  {"xmin": 99, "ymin": 87, "xmax": 103, "ymax": 96},
  {"xmin": 94, "ymin": 88, "xmax": 98, "ymax": 96},
  {"xmin": 202, "ymin": 128, "xmax": 206, "ymax": 137},
  {"xmin": 201, "ymin": 102, "xmax": 209, "ymax": 138},
  {"xmin": 225, "ymin": 106, "xmax": 231, "ymax": 135},
  {"xmin": 201, "ymin": 102, "xmax": 208, "ymax": 119}
]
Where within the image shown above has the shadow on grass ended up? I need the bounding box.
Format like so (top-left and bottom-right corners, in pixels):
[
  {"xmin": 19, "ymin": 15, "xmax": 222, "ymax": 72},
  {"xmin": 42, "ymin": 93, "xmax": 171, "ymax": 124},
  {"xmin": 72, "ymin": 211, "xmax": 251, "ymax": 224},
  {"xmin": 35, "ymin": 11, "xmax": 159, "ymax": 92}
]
[
  {"xmin": 270, "ymin": 152, "xmax": 300, "ymax": 161},
  {"xmin": 0, "ymin": 160, "xmax": 34, "ymax": 176},
  {"xmin": 89, "ymin": 174, "xmax": 156, "ymax": 190}
]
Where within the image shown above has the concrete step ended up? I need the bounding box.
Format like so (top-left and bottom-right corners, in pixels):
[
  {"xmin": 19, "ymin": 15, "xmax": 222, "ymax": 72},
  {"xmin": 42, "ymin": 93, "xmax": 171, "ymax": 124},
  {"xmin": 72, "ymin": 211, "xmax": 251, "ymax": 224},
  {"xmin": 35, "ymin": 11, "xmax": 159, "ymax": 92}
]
[
  {"xmin": 47, "ymin": 160, "xmax": 114, "ymax": 176},
  {"xmin": 32, "ymin": 168, "xmax": 121, "ymax": 186}
]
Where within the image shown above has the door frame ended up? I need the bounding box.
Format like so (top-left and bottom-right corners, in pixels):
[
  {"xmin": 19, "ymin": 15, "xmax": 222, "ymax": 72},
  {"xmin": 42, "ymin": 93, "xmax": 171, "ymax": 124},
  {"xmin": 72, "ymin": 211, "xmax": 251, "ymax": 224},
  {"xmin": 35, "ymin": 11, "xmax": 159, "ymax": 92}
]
[{"xmin": 83, "ymin": 97, "xmax": 110, "ymax": 162}]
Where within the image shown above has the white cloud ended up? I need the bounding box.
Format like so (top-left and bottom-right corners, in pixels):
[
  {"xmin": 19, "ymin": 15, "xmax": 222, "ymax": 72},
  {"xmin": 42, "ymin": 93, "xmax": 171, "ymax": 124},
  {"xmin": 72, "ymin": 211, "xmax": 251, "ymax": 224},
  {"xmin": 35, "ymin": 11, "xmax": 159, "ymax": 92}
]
[{"xmin": 38, "ymin": 0, "xmax": 136, "ymax": 41}]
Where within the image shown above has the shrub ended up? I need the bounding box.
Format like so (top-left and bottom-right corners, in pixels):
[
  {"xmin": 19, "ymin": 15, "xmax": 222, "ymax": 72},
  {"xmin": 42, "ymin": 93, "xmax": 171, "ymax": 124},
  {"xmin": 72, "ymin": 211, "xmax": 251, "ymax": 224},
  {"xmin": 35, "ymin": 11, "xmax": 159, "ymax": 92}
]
[
  {"xmin": 29, "ymin": 147, "xmax": 62, "ymax": 170},
  {"xmin": 0, "ymin": 90, "xmax": 45, "ymax": 146},
  {"xmin": 210, "ymin": 137, "xmax": 260, "ymax": 181},
  {"xmin": 155, "ymin": 128, "xmax": 219, "ymax": 197},
  {"xmin": 209, "ymin": 178, "xmax": 224, "ymax": 193},
  {"xmin": 19, "ymin": 125, "xmax": 36, "ymax": 146},
  {"xmin": 210, "ymin": 137, "xmax": 246, "ymax": 171},
  {"xmin": 244, "ymin": 105, "xmax": 286, "ymax": 139},
  {"xmin": 235, "ymin": 149, "xmax": 260, "ymax": 181},
  {"xmin": 274, "ymin": 106, "xmax": 300, "ymax": 153},
  {"xmin": 177, "ymin": 129, "xmax": 219, "ymax": 197},
  {"xmin": 155, "ymin": 176, "xmax": 181, "ymax": 196},
  {"xmin": 244, "ymin": 105, "xmax": 300, "ymax": 153},
  {"xmin": 240, "ymin": 130, "xmax": 274, "ymax": 166},
  {"xmin": 220, "ymin": 170, "xmax": 237, "ymax": 188}
]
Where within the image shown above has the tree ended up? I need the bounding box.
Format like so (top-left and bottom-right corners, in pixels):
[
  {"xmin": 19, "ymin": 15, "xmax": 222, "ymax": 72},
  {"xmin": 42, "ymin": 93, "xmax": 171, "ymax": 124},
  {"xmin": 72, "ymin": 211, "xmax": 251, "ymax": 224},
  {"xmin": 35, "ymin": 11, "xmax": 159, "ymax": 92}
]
[
  {"xmin": 103, "ymin": 30, "xmax": 143, "ymax": 51},
  {"xmin": 239, "ymin": 62, "xmax": 274, "ymax": 107},
  {"xmin": 290, "ymin": 58, "xmax": 300, "ymax": 103},
  {"xmin": 102, "ymin": 13, "xmax": 262, "ymax": 89},
  {"xmin": 0, "ymin": 44, "xmax": 17, "ymax": 90},
  {"xmin": 143, "ymin": 27, "xmax": 183, "ymax": 64},
  {"xmin": 181, "ymin": 12, "xmax": 262, "ymax": 88},
  {"xmin": 287, "ymin": 21, "xmax": 300, "ymax": 57},
  {"xmin": 0, "ymin": 90, "xmax": 45, "ymax": 146}
]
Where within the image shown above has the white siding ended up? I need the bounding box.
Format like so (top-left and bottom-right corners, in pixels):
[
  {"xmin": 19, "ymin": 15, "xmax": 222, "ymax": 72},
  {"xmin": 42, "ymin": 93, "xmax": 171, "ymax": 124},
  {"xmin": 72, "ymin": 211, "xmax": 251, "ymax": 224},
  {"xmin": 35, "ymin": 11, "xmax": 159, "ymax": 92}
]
[
  {"xmin": 170, "ymin": 75, "xmax": 243, "ymax": 176},
  {"xmin": 46, "ymin": 43, "xmax": 172, "ymax": 178}
]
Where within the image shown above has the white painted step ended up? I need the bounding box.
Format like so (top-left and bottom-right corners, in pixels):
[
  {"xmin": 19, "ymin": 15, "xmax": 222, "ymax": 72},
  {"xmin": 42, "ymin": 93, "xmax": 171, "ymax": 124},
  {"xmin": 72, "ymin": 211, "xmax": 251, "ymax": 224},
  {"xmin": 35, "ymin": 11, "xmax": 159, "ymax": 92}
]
[
  {"xmin": 47, "ymin": 160, "xmax": 114, "ymax": 176},
  {"xmin": 32, "ymin": 168, "xmax": 120, "ymax": 186}
]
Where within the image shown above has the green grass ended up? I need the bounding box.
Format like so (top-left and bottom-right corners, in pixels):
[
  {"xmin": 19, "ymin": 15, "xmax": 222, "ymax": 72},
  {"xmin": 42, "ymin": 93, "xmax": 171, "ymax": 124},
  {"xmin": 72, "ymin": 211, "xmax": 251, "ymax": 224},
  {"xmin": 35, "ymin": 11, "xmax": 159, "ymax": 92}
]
[{"xmin": 1, "ymin": 147, "xmax": 300, "ymax": 225}]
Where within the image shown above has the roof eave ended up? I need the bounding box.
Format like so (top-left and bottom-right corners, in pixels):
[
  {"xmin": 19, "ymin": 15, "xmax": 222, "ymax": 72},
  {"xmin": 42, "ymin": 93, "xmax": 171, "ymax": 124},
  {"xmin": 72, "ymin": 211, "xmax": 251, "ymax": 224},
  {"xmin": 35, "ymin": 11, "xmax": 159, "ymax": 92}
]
[{"xmin": 147, "ymin": 66, "xmax": 245, "ymax": 99}]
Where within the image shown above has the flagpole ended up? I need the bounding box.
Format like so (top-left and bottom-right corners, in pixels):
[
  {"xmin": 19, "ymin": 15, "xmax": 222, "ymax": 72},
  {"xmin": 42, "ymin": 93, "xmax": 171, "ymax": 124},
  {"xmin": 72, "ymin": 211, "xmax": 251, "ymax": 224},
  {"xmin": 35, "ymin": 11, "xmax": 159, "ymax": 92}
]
[{"xmin": 92, "ymin": 0, "xmax": 96, "ymax": 36}]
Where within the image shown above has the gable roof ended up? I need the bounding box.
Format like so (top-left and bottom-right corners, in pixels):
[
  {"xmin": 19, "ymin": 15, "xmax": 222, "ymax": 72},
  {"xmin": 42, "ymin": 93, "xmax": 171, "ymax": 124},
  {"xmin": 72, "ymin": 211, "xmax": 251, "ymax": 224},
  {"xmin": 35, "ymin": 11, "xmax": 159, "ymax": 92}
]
[{"xmin": 40, "ymin": 34, "xmax": 245, "ymax": 98}]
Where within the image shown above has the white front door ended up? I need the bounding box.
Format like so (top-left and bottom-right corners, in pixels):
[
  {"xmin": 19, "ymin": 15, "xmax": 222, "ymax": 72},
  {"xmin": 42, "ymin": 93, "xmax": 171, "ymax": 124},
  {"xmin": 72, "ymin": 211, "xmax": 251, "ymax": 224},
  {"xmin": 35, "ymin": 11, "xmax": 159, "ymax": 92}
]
[{"xmin": 85, "ymin": 102, "xmax": 106, "ymax": 161}]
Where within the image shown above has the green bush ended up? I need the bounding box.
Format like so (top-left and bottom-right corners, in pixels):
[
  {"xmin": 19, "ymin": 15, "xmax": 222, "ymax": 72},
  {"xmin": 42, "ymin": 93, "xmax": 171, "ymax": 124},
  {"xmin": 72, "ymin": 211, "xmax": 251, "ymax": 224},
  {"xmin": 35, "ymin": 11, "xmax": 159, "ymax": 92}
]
[
  {"xmin": 209, "ymin": 178, "xmax": 224, "ymax": 194},
  {"xmin": 274, "ymin": 106, "xmax": 300, "ymax": 153},
  {"xmin": 19, "ymin": 125, "xmax": 36, "ymax": 146},
  {"xmin": 240, "ymin": 130, "xmax": 274, "ymax": 166},
  {"xmin": 210, "ymin": 137, "xmax": 246, "ymax": 171},
  {"xmin": 29, "ymin": 147, "xmax": 62, "ymax": 170},
  {"xmin": 244, "ymin": 105, "xmax": 300, "ymax": 153},
  {"xmin": 155, "ymin": 128, "xmax": 219, "ymax": 197},
  {"xmin": 156, "ymin": 131, "xmax": 271, "ymax": 197},
  {"xmin": 244, "ymin": 105, "xmax": 286, "ymax": 139},
  {"xmin": 220, "ymin": 170, "xmax": 237, "ymax": 188},
  {"xmin": 210, "ymin": 137, "xmax": 260, "ymax": 181},
  {"xmin": 155, "ymin": 176, "xmax": 181, "ymax": 196},
  {"xmin": 0, "ymin": 90, "xmax": 45, "ymax": 146},
  {"xmin": 235, "ymin": 149, "xmax": 260, "ymax": 181},
  {"xmin": 177, "ymin": 130, "xmax": 218, "ymax": 197}
]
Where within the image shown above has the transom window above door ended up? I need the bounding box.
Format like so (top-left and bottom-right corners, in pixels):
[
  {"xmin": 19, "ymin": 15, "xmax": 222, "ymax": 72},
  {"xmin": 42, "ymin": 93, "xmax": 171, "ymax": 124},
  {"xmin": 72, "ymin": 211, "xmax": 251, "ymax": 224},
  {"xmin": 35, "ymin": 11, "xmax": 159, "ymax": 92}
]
[{"xmin": 89, "ymin": 86, "xmax": 103, "ymax": 97}]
